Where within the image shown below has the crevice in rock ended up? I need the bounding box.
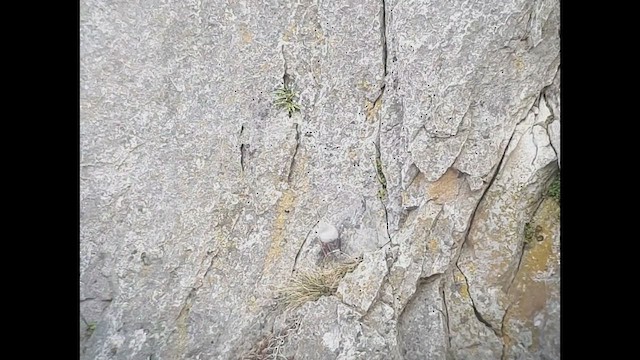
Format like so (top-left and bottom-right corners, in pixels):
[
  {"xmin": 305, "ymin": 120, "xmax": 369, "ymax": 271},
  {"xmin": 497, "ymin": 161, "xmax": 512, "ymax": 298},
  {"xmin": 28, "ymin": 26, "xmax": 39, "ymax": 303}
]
[
  {"xmin": 239, "ymin": 125, "xmax": 246, "ymax": 173},
  {"xmin": 540, "ymin": 92, "xmax": 559, "ymax": 160},
  {"xmin": 522, "ymin": 10, "xmax": 534, "ymax": 49},
  {"xmin": 286, "ymin": 123, "xmax": 301, "ymax": 184},
  {"xmin": 174, "ymin": 287, "xmax": 198, "ymax": 323},
  {"xmin": 80, "ymin": 297, "xmax": 113, "ymax": 303},
  {"xmin": 291, "ymin": 219, "xmax": 320, "ymax": 275},
  {"xmin": 505, "ymin": 241, "xmax": 526, "ymax": 299},
  {"xmin": 358, "ymin": 272, "xmax": 390, "ymax": 323},
  {"xmin": 419, "ymin": 272, "xmax": 442, "ymax": 287},
  {"xmin": 396, "ymin": 273, "xmax": 442, "ymax": 321},
  {"xmin": 498, "ymin": 193, "xmax": 548, "ymax": 359},
  {"xmin": 115, "ymin": 141, "xmax": 147, "ymax": 170},
  {"xmin": 367, "ymin": 0, "xmax": 392, "ymax": 244},
  {"xmin": 456, "ymin": 264, "xmax": 501, "ymax": 338},
  {"xmin": 454, "ymin": 123, "xmax": 519, "ymax": 260},
  {"xmin": 541, "ymin": 93, "xmax": 555, "ymax": 123},
  {"xmin": 80, "ymin": 313, "xmax": 91, "ymax": 327},
  {"xmin": 441, "ymin": 277, "xmax": 452, "ymax": 352},
  {"xmin": 500, "ymin": 303, "xmax": 514, "ymax": 360},
  {"xmin": 373, "ymin": 138, "xmax": 391, "ymax": 243},
  {"xmin": 380, "ymin": 0, "xmax": 388, "ymax": 77},
  {"xmin": 397, "ymin": 274, "xmax": 450, "ymax": 359},
  {"xmin": 447, "ymin": 127, "xmax": 520, "ymax": 344},
  {"xmin": 530, "ymin": 124, "xmax": 541, "ymax": 166},
  {"xmin": 394, "ymin": 327, "xmax": 406, "ymax": 360},
  {"xmin": 281, "ymin": 44, "xmax": 291, "ymax": 91}
]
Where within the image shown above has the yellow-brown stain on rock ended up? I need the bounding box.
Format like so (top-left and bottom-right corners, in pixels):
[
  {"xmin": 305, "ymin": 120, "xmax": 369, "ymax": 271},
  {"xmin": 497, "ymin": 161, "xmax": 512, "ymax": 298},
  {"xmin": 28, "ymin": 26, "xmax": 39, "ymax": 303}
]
[
  {"xmin": 427, "ymin": 168, "xmax": 461, "ymax": 204},
  {"xmin": 193, "ymin": 231, "xmax": 229, "ymax": 289},
  {"xmin": 502, "ymin": 198, "xmax": 560, "ymax": 352},
  {"xmin": 297, "ymin": 152, "xmax": 311, "ymax": 192},
  {"xmin": 427, "ymin": 238, "xmax": 439, "ymax": 252},
  {"xmin": 513, "ymin": 55, "xmax": 526, "ymax": 72},
  {"xmin": 262, "ymin": 189, "xmax": 296, "ymax": 275},
  {"xmin": 247, "ymin": 295, "xmax": 259, "ymax": 313},
  {"xmin": 240, "ymin": 24, "xmax": 253, "ymax": 44},
  {"xmin": 465, "ymin": 203, "xmax": 489, "ymax": 249},
  {"xmin": 464, "ymin": 186, "xmax": 524, "ymax": 289},
  {"xmin": 453, "ymin": 269, "xmax": 470, "ymax": 299},
  {"xmin": 409, "ymin": 206, "xmax": 441, "ymax": 259},
  {"xmin": 516, "ymin": 199, "xmax": 559, "ymax": 283},
  {"xmin": 346, "ymin": 146, "xmax": 360, "ymax": 166},
  {"xmin": 169, "ymin": 301, "xmax": 192, "ymax": 359},
  {"xmin": 365, "ymin": 97, "xmax": 382, "ymax": 122},
  {"xmin": 282, "ymin": 24, "xmax": 296, "ymax": 42},
  {"xmin": 356, "ymin": 79, "xmax": 373, "ymax": 93}
]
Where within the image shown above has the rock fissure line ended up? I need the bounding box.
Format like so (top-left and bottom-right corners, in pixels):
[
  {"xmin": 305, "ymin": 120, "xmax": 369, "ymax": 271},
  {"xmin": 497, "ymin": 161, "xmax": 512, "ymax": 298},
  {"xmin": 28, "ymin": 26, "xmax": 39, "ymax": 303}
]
[
  {"xmin": 521, "ymin": 10, "xmax": 533, "ymax": 46},
  {"xmin": 279, "ymin": 41, "xmax": 300, "ymax": 184},
  {"xmin": 448, "ymin": 126, "xmax": 520, "ymax": 341},
  {"xmin": 281, "ymin": 44, "xmax": 291, "ymax": 90},
  {"xmin": 500, "ymin": 303, "xmax": 514, "ymax": 360},
  {"xmin": 504, "ymin": 240, "xmax": 526, "ymax": 301},
  {"xmin": 80, "ymin": 297, "xmax": 113, "ymax": 303},
  {"xmin": 373, "ymin": 139, "xmax": 391, "ymax": 243},
  {"xmin": 530, "ymin": 124, "xmax": 541, "ymax": 166},
  {"xmin": 456, "ymin": 264, "xmax": 501, "ymax": 338},
  {"xmin": 115, "ymin": 142, "xmax": 147, "ymax": 170},
  {"xmin": 498, "ymin": 194, "xmax": 548, "ymax": 344},
  {"xmin": 291, "ymin": 218, "xmax": 320, "ymax": 274},
  {"xmin": 396, "ymin": 273, "xmax": 441, "ymax": 321},
  {"xmin": 370, "ymin": 0, "xmax": 390, "ymax": 244},
  {"xmin": 286, "ymin": 123, "xmax": 301, "ymax": 184},
  {"xmin": 441, "ymin": 282, "xmax": 453, "ymax": 353},
  {"xmin": 454, "ymin": 121, "xmax": 519, "ymax": 261},
  {"xmin": 239, "ymin": 125, "xmax": 246, "ymax": 173},
  {"xmin": 358, "ymin": 272, "xmax": 390, "ymax": 322},
  {"xmin": 380, "ymin": 0, "xmax": 388, "ymax": 77},
  {"xmin": 540, "ymin": 92, "xmax": 559, "ymax": 159}
]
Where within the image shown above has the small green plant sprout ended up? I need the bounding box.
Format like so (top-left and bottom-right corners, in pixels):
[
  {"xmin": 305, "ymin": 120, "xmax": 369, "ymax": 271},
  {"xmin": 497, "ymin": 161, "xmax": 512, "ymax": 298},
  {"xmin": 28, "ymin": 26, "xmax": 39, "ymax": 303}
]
[
  {"xmin": 85, "ymin": 322, "xmax": 97, "ymax": 337},
  {"xmin": 547, "ymin": 174, "xmax": 560, "ymax": 204},
  {"xmin": 274, "ymin": 85, "xmax": 300, "ymax": 117}
]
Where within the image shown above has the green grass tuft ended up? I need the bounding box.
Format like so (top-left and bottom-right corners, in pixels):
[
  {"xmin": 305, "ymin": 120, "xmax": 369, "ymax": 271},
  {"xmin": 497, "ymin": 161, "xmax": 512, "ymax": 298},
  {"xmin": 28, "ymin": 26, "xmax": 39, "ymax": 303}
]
[
  {"xmin": 274, "ymin": 86, "xmax": 300, "ymax": 117},
  {"xmin": 547, "ymin": 174, "xmax": 560, "ymax": 204}
]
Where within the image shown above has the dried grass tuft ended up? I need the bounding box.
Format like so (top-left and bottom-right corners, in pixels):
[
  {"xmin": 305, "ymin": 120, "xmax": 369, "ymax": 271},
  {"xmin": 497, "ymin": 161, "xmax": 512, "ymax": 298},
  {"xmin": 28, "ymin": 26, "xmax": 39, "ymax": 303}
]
[{"xmin": 274, "ymin": 258, "xmax": 361, "ymax": 312}]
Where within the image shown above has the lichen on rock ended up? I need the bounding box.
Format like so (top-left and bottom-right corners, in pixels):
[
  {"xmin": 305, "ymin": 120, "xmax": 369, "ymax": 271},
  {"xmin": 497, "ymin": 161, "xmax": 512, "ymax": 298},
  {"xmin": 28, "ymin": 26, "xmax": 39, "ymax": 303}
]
[{"xmin": 80, "ymin": 0, "xmax": 560, "ymax": 358}]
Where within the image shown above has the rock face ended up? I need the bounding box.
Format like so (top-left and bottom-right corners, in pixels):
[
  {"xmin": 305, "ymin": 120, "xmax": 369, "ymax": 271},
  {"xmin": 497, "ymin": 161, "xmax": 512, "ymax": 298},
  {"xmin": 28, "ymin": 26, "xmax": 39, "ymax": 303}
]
[{"xmin": 80, "ymin": 0, "xmax": 560, "ymax": 359}]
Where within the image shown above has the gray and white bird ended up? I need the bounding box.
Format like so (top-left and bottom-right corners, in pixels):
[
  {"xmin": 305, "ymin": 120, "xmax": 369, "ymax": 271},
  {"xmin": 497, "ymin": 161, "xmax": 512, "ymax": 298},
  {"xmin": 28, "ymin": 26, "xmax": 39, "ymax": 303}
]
[
  {"xmin": 317, "ymin": 221, "xmax": 339, "ymax": 243},
  {"xmin": 316, "ymin": 221, "xmax": 340, "ymax": 256}
]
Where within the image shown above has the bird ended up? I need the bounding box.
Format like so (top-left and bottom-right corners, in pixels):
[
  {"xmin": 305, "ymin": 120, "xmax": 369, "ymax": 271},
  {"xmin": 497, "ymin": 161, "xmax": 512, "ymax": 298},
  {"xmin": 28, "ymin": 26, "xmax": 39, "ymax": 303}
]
[
  {"xmin": 317, "ymin": 221, "xmax": 339, "ymax": 244},
  {"xmin": 316, "ymin": 221, "xmax": 341, "ymax": 258}
]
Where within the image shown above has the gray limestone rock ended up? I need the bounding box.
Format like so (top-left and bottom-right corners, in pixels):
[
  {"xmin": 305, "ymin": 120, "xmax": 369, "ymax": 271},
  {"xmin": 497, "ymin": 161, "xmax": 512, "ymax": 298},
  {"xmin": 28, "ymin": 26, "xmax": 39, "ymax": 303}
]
[
  {"xmin": 81, "ymin": 0, "xmax": 560, "ymax": 359},
  {"xmin": 336, "ymin": 248, "xmax": 387, "ymax": 314}
]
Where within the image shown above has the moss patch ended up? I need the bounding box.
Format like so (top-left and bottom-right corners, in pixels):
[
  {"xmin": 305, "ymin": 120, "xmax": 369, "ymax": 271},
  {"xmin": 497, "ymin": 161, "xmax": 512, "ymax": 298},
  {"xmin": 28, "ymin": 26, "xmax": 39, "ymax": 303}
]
[{"xmin": 547, "ymin": 174, "xmax": 560, "ymax": 204}]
